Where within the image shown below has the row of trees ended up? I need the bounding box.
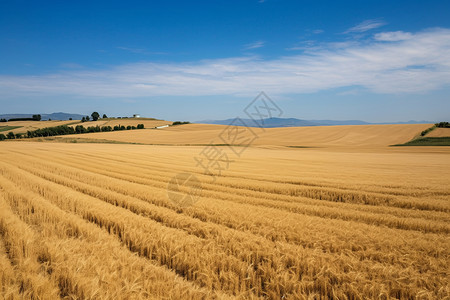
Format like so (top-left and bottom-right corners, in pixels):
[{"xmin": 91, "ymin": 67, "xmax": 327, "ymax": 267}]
[
  {"xmin": 1, "ymin": 123, "xmax": 145, "ymax": 140},
  {"xmin": 0, "ymin": 132, "xmax": 17, "ymax": 140},
  {"xmin": 0, "ymin": 112, "xmax": 154, "ymax": 123},
  {"xmin": 435, "ymin": 122, "xmax": 450, "ymax": 128},
  {"xmin": 420, "ymin": 122, "xmax": 450, "ymax": 136},
  {"xmin": 82, "ymin": 112, "xmax": 108, "ymax": 122},
  {"xmin": 1, "ymin": 114, "xmax": 42, "ymax": 122},
  {"xmin": 172, "ymin": 121, "xmax": 191, "ymax": 126}
]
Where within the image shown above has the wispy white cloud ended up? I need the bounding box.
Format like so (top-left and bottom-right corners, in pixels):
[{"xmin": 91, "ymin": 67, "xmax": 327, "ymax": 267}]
[
  {"xmin": 312, "ymin": 29, "xmax": 324, "ymax": 34},
  {"xmin": 286, "ymin": 40, "xmax": 318, "ymax": 51},
  {"xmin": 243, "ymin": 41, "xmax": 265, "ymax": 50},
  {"xmin": 117, "ymin": 46, "xmax": 166, "ymax": 55},
  {"xmin": 117, "ymin": 46, "xmax": 147, "ymax": 54},
  {"xmin": 345, "ymin": 19, "xmax": 386, "ymax": 33},
  {"xmin": 374, "ymin": 31, "xmax": 413, "ymax": 41},
  {"xmin": 1, "ymin": 28, "xmax": 450, "ymax": 99},
  {"xmin": 60, "ymin": 63, "xmax": 84, "ymax": 69}
]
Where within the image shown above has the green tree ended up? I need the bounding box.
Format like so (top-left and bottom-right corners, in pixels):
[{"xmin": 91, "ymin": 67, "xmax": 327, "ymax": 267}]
[
  {"xmin": 435, "ymin": 122, "xmax": 450, "ymax": 128},
  {"xmin": 0, "ymin": 134, "xmax": 6, "ymax": 140},
  {"xmin": 32, "ymin": 114, "xmax": 41, "ymax": 121},
  {"xmin": 102, "ymin": 114, "xmax": 108, "ymax": 119},
  {"xmin": 85, "ymin": 116, "xmax": 90, "ymax": 121},
  {"xmin": 91, "ymin": 112, "xmax": 100, "ymax": 121},
  {"xmin": 7, "ymin": 132, "xmax": 15, "ymax": 139}
]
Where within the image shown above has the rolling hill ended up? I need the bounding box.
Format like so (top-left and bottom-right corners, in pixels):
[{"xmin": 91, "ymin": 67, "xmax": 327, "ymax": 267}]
[
  {"xmin": 427, "ymin": 128, "xmax": 450, "ymax": 137},
  {"xmin": 48, "ymin": 123, "xmax": 432, "ymax": 148},
  {"xmin": 0, "ymin": 118, "xmax": 172, "ymax": 135},
  {"xmin": 198, "ymin": 117, "xmax": 432, "ymax": 128}
]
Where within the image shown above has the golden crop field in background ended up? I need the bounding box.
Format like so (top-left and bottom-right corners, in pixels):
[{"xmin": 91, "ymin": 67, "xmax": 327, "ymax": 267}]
[
  {"xmin": 0, "ymin": 136, "xmax": 449, "ymax": 299},
  {"xmin": 427, "ymin": 128, "xmax": 450, "ymax": 137},
  {"xmin": 0, "ymin": 120, "xmax": 76, "ymax": 134},
  {"xmin": 53, "ymin": 123, "xmax": 432, "ymax": 147},
  {"xmin": 0, "ymin": 118, "xmax": 172, "ymax": 136}
]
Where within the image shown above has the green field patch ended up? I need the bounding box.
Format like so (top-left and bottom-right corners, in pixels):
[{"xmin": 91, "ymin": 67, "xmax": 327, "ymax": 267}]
[
  {"xmin": 392, "ymin": 137, "xmax": 450, "ymax": 146},
  {"xmin": 0, "ymin": 126, "xmax": 22, "ymax": 132}
]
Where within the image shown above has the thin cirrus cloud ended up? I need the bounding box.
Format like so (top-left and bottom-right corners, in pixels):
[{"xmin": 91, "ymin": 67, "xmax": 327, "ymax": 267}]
[
  {"xmin": 374, "ymin": 31, "xmax": 413, "ymax": 41},
  {"xmin": 117, "ymin": 46, "xmax": 167, "ymax": 55},
  {"xmin": 1, "ymin": 28, "xmax": 450, "ymax": 99},
  {"xmin": 344, "ymin": 19, "xmax": 386, "ymax": 33},
  {"xmin": 243, "ymin": 41, "xmax": 265, "ymax": 50}
]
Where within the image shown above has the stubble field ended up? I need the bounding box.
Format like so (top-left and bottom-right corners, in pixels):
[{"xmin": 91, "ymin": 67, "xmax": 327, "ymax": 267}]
[{"xmin": 0, "ymin": 136, "xmax": 449, "ymax": 299}]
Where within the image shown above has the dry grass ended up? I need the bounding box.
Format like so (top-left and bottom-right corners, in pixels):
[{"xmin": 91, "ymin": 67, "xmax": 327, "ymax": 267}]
[
  {"xmin": 0, "ymin": 141, "xmax": 448, "ymax": 299},
  {"xmin": 55, "ymin": 123, "xmax": 432, "ymax": 147}
]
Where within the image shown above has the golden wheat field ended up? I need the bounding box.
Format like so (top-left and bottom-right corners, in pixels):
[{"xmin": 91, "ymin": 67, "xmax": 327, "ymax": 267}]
[
  {"xmin": 427, "ymin": 128, "xmax": 450, "ymax": 137},
  {"xmin": 0, "ymin": 127, "xmax": 449, "ymax": 299}
]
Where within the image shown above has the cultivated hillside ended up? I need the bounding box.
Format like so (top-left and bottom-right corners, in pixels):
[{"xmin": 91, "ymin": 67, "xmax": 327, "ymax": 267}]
[
  {"xmin": 55, "ymin": 123, "xmax": 432, "ymax": 148},
  {"xmin": 0, "ymin": 120, "xmax": 77, "ymax": 134},
  {"xmin": 0, "ymin": 118, "xmax": 172, "ymax": 135}
]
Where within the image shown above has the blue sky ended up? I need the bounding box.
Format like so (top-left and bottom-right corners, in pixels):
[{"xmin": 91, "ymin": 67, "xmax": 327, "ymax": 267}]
[{"xmin": 1, "ymin": 0, "xmax": 450, "ymax": 122}]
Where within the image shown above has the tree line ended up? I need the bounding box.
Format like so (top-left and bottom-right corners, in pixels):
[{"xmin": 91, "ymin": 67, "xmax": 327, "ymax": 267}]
[
  {"xmin": 1, "ymin": 112, "xmax": 107, "ymax": 123},
  {"xmin": 82, "ymin": 112, "xmax": 108, "ymax": 122},
  {"xmin": 435, "ymin": 122, "xmax": 450, "ymax": 128},
  {"xmin": 172, "ymin": 121, "xmax": 191, "ymax": 125},
  {"xmin": 420, "ymin": 122, "xmax": 450, "ymax": 136},
  {"xmin": 1, "ymin": 115, "xmax": 42, "ymax": 122},
  {"xmin": 0, "ymin": 123, "xmax": 144, "ymax": 141}
]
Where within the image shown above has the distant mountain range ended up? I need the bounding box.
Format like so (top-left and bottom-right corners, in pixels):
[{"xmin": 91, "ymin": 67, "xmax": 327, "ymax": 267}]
[
  {"xmin": 0, "ymin": 113, "xmax": 433, "ymax": 127},
  {"xmin": 197, "ymin": 117, "xmax": 432, "ymax": 128},
  {"xmin": 0, "ymin": 112, "xmax": 84, "ymax": 121}
]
